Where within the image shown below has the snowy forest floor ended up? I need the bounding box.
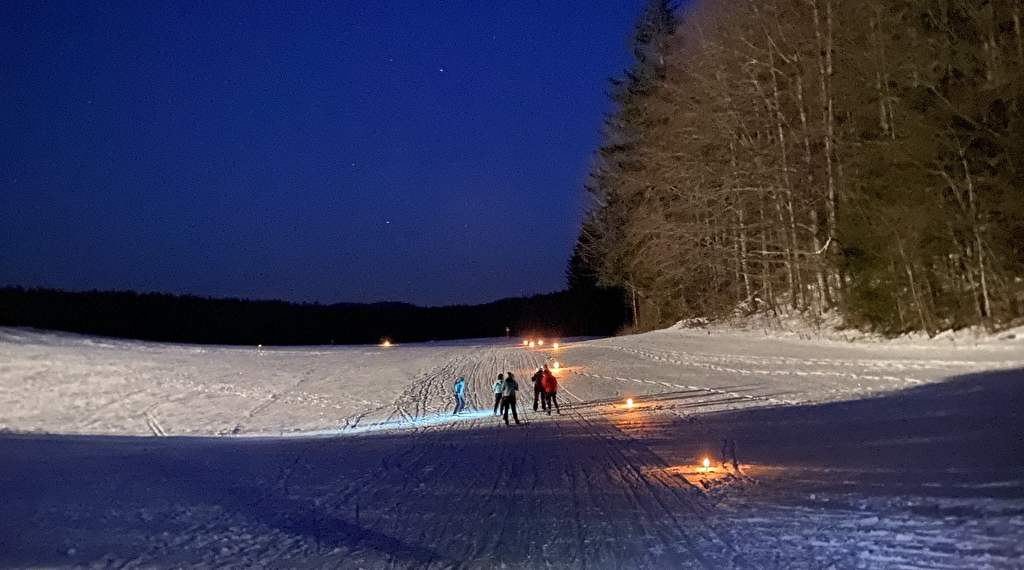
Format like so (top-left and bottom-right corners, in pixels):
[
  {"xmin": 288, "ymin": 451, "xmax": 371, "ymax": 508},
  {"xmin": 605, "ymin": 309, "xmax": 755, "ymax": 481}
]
[{"xmin": 1, "ymin": 326, "xmax": 1022, "ymax": 569}]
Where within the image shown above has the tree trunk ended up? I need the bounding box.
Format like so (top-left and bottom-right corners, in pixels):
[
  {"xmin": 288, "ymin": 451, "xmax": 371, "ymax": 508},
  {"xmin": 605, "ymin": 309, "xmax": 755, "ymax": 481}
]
[
  {"xmin": 766, "ymin": 47, "xmax": 807, "ymax": 312},
  {"xmin": 794, "ymin": 62, "xmax": 834, "ymax": 311},
  {"xmin": 811, "ymin": 0, "xmax": 838, "ymax": 254},
  {"xmin": 775, "ymin": 196, "xmax": 798, "ymax": 311},
  {"xmin": 1014, "ymin": 0, "xmax": 1023, "ymax": 63},
  {"xmin": 738, "ymin": 208, "xmax": 754, "ymax": 307},
  {"xmin": 889, "ymin": 260, "xmax": 908, "ymax": 329},
  {"xmin": 897, "ymin": 239, "xmax": 930, "ymax": 335},
  {"xmin": 760, "ymin": 195, "xmax": 776, "ymax": 314},
  {"xmin": 872, "ymin": 3, "xmax": 896, "ymax": 139},
  {"xmin": 960, "ymin": 149, "xmax": 992, "ymax": 321}
]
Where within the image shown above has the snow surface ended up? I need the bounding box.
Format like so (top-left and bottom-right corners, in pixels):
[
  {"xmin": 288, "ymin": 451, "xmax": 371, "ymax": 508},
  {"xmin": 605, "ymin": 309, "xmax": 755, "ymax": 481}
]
[{"xmin": 1, "ymin": 326, "xmax": 1022, "ymax": 569}]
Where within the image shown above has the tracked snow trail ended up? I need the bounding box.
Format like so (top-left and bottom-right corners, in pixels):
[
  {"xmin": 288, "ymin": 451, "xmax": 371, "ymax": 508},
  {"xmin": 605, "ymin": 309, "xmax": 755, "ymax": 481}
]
[
  {"xmin": 1, "ymin": 326, "xmax": 1022, "ymax": 568},
  {"xmin": 0, "ymin": 410, "xmax": 747, "ymax": 568}
]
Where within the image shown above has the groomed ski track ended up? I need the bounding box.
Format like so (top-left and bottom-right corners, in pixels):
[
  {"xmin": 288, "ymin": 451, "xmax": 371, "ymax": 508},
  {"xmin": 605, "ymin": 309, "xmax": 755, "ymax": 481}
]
[{"xmin": 1, "ymin": 328, "xmax": 1022, "ymax": 569}]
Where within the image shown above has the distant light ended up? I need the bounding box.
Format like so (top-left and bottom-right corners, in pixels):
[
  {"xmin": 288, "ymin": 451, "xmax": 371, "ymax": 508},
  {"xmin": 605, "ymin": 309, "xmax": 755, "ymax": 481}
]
[
  {"xmin": 538, "ymin": 340, "xmax": 544, "ymax": 345},
  {"xmin": 626, "ymin": 398, "xmax": 634, "ymax": 407},
  {"xmin": 380, "ymin": 339, "xmax": 392, "ymax": 347},
  {"xmin": 522, "ymin": 340, "xmax": 529, "ymax": 346},
  {"xmin": 529, "ymin": 341, "xmax": 536, "ymax": 347},
  {"xmin": 552, "ymin": 361, "xmax": 560, "ymax": 369},
  {"xmin": 553, "ymin": 342, "xmax": 559, "ymax": 349},
  {"xmin": 702, "ymin": 458, "xmax": 711, "ymax": 470},
  {"xmin": 257, "ymin": 344, "xmax": 262, "ymax": 348}
]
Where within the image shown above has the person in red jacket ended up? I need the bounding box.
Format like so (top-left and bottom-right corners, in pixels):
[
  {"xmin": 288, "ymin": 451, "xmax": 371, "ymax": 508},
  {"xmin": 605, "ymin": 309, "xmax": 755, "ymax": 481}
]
[{"xmin": 541, "ymin": 364, "xmax": 560, "ymax": 415}]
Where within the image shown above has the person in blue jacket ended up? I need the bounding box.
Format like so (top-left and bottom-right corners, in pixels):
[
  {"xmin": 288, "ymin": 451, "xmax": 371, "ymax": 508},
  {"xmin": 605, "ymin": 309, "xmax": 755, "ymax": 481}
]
[{"xmin": 452, "ymin": 376, "xmax": 467, "ymax": 415}]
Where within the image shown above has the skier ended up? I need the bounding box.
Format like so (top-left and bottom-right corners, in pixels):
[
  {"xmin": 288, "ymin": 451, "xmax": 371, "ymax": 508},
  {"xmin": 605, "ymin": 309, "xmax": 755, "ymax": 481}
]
[
  {"xmin": 531, "ymin": 366, "xmax": 546, "ymax": 412},
  {"xmin": 452, "ymin": 376, "xmax": 467, "ymax": 415},
  {"xmin": 492, "ymin": 373, "xmax": 505, "ymax": 415},
  {"xmin": 500, "ymin": 371, "xmax": 521, "ymax": 425},
  {"xmin": 542, "ymin": 365, "xmax": 560, "ymax": 415}
]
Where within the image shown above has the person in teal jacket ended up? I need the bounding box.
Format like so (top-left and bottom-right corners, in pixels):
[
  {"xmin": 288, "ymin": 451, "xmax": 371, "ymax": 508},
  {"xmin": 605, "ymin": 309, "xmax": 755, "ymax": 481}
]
[{"xmin": 452, "ymin": 376, "xmax": 467, "ymax": 415}]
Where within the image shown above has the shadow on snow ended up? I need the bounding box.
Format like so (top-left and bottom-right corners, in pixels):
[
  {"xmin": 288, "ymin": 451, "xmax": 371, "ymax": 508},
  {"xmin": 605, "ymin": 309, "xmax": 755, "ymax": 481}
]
[{"xmin": 0, "ymin": 368, "xmax": 1021, "ymax": 567}]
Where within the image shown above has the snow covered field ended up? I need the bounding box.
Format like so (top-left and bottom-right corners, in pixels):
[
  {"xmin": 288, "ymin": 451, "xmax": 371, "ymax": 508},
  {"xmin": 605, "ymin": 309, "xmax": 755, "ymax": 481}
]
[{"xmin": 1, "ymin": 325, "xmax": 1022, "ymax": 569}]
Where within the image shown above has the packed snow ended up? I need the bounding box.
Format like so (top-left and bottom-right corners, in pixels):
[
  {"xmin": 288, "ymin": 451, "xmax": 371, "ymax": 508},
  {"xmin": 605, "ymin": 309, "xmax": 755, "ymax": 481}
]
[{"xmin": 1, "ymin": 325, "xmax": 1022, "ymax": 569}]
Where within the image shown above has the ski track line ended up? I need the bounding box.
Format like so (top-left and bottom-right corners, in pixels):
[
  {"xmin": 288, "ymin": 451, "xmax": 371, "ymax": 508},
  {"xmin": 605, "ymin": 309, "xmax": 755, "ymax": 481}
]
[
  {"xmin": 573, "ymin": 386, "xmax": 758, "ymax": 566},
  {"xmin": 336, "ymin": 347, "xmax": 519, "ymax": 567},
  {"xmin": 192, "ymin": 355, "xmax": 479, "ymax": 566},
  {"xmin": 386, "ymin": 358, "xmax": 456, "ymax": 425},
  {"xmin": 642, "ymin": 347, "xmax": 1024, "ymax": 370},
  {"xmin": 559, "ymin": 404, "xmax": 749, "ymax": 569},
  {"xmin": 464, "ymin": 421, "xmax": 516, "ymax": 565},
  {"xmin": 613, "ymin": 346, "xmax": 928, "ymax": 385},
  {"xmin": 318, "ymin": 432, "xmax": 442, "ymax": 566},
  {"xmin": 224, "ymin": 366, "xmax": 321, "ymax": 434},
  {"xmin": 564, "ymin": 457, "xmax": 587, "ymax": 570},
  {"xmin": 462, "ymin": 422, "xmax": 525, "ymax": 567},
  {"xmin": 142, "ymin": 403, "xmax": 166, "ymax": 437},
  {"xmin": 80, "ymin": 389, "xmax": 147, "ymax": 430},
  {"xmin": 563, "ymin": 408, "xmax": 715, "ymax": 569},
  {"xmin": 417, "ymin": 345, "xmax": 573, "ymax": 566},
  {"xmin": 585, "ymin": 336, "xmax": 1024, "ymax": 370},
  {"xmin": 440, "ymin": 345, "xmax": 544, "ymax": 564},
  {"xmin": 576, "ymin": 371, "xmax": 804, "ymax": 407},
  {"xmin": 398, "ymin": 420, "xmax": 500, "ymax": 567},
  {"xmin": 595, "ymin": 345, "xmax": 890, "ymax": 400}
]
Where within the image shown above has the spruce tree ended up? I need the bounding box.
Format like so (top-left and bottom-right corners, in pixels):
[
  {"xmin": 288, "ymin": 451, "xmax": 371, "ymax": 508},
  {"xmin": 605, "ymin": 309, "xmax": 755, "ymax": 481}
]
[{"xmin": 575, "ymin": 0, "xmax": 677, "ymax": 323}]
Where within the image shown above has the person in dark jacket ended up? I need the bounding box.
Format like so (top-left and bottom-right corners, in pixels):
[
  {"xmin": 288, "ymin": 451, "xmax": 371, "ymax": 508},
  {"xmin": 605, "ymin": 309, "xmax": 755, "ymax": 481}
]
[
  {"xmin": 492, "ymin": 373, "xmax": 505, "ymax": 415},
  {"xmin": 541, "ymin": 365, "xmax": 560, "ymax": 415},
  {"xmin": 531, "ymin": 367, "xmax": 546, "ymax": 412},
  {"xmin": 452, "ymin": 376, "xmax": 467, "ymax": 416},
  {"xmin": 500, "ymin": 371, "xmax": 521, "ymax": 425}
]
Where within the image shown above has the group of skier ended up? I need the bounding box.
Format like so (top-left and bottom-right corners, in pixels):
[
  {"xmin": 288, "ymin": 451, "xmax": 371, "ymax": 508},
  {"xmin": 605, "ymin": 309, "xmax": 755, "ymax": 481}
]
[
  {"xmin": 530, "ymin": 364, "xmax": 560, "ymax": 415},
  {"xmin": 451, "ymin": 364, "xmax": 561, "ymax": 426}
]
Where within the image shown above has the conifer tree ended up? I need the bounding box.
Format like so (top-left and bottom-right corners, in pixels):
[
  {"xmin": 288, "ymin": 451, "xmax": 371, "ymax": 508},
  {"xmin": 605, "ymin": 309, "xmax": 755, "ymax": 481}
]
[{"xmin": 577, "ymin": 0, "xmax": 677, "ymax": 327}]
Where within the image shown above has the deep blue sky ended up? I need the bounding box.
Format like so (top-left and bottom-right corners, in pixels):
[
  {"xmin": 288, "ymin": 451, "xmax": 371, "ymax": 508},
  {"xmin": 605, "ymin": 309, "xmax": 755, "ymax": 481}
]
[{"xmin": 1, "ymin": 1, "xmax": 645, "ymax": 307}]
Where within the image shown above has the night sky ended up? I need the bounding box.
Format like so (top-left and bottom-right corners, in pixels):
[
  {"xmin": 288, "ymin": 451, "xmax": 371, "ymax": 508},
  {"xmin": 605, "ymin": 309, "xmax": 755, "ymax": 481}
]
[{"xmin": 1, "ymin": 2, "xmax": 644, "ymax": 307}]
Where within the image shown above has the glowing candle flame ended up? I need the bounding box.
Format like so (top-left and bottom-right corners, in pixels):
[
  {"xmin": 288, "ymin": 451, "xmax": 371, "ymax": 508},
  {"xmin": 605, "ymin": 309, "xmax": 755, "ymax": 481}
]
[
  {"xmin": 552, "ymin": 361, "xmax": 560, "ymax": 369},
  {"xmin": 553, "ymin": 342, "xmax": 559, "ymax": 349},
  {"xmin": 626, "ymin": 398, "xmax": 634, "ymax": 407},
  {"xmin": 538, "ymin": 340, "xmax": 544, "ymax": 345},
  {"xmin": 381, "ymin": 340, "xmax": 391, "ymax": 347},
  {"xmin": 529, "ymin": 341, "xmax": 535, "ymax": 347},
  {"xmin": 522, "ymin": 340, "xmax": 529, "ymax": 346},
  {"xmin": 702, "ymin": 458, "xmax": 711, "ymax": 469}
]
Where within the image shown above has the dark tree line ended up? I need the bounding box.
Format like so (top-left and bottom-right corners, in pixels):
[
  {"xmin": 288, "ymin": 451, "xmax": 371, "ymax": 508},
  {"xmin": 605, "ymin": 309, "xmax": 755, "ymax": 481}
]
[
  {"xmin": 0, "ymin": 286, "xmax": 629, "ymax": 345},
  {"xmin": 575, "ymin": 0, "xmax": 1024, "ymax": 334}
]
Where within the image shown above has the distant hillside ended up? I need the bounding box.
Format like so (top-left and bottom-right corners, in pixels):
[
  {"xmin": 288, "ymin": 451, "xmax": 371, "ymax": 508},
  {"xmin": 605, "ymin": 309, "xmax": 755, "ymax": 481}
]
[{"xmin": 0, "ymin": 286, "xmax": 629, "ymax": 345}]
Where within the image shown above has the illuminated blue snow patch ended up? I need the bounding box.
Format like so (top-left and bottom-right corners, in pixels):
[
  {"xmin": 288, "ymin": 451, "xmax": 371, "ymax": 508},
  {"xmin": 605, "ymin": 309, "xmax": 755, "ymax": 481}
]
[{"xmin": 272, "ymin": 409, "xmax": 498, "ymax": 438}]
